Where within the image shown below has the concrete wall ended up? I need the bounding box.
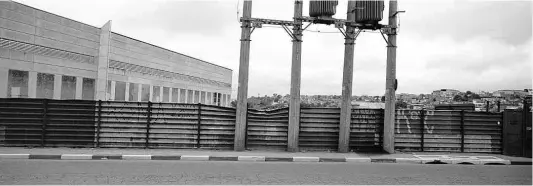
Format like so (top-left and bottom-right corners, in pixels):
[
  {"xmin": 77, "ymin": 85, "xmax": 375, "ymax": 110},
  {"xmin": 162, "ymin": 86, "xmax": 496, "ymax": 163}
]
[{"xmin": 0, "ymin": 1, "xmax": 232, "ymax": 105}]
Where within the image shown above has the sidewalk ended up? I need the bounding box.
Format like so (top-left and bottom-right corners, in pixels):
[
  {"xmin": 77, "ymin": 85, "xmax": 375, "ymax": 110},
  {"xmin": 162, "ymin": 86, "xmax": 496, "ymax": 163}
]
[{"xmin": 0, "ymin": 147, "xmax": 531, "ymax": 165}]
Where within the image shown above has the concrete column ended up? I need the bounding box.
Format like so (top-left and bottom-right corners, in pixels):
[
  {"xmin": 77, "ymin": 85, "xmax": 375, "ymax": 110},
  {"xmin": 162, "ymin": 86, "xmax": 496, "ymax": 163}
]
[
  {"xmin": 288, "ymin": 0, "xmax": 303, "ymax": 152},
  {"xmin": 192, "ymin": 90, "xmax": 196, "ymax": 104},
  {"xmin": 177, "ymin": 88, "xmax": 181, "ymax": 103},
  {"xmin": 169, "ymin": 88, "xmax": 173, "ymax": 103},
  {"xmin": 95, "ymin": 21, "xmax": 112, "ymax": 101},
  {"xmin": 0, "ymin": 68, "xmax": 8, "ymax": 98},
  {"xmin": 28, "ymin": 71, "xmax": 37, "ymax": 98},
  {"xmin": 53, "ymin": 74, "xmax": 62, "ymax": 99},
  {"xmin": 204, "ymin": 91, "xmax": 208, "ymax": 104},
  {"xmin": 75, "ymin": 76, "xmax": 83, "ymax": 99},
  {"xmin": 136, "ymin": 84, "xmax": 142, "ymax": 102},
  {"xmin": 149, "ymin": 85, "xmax": 153, "ymax": 102},
  {"xmin": 110, "ymin": 81, "xmax": 116, "ymax": 101},
  {"xmin": 184, "ymin": 89, "xmax": 189, "ymax": 103},
  {"xmin": 383, "ymin": 0, "xmax": 398, "ymax": 154},
  {"xmin": 125, "ymin": 82, "xmax": 130, "ymax": 101},
  {"xmin": 338, "ymin": 1, "xmax": 357, "ymax": 153},
  {"xmin": 159, "ymin": 86, "xmax": 163, "ymax": 102}
]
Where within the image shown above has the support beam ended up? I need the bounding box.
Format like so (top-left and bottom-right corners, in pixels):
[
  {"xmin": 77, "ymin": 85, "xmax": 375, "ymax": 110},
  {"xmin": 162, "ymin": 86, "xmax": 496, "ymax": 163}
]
[
  {"xmin": 95, "ymin": 21, "xmax": 111, "ymax": 101},
  {"xmin": 125, "ymin": 82, "xmax": 130, "ymax": 101},
  {"xmin": 383, "ymin": 0, "xmax": 398, "ymax": 154},
  {"xmin": 338, "ymin": 0, "xmax": 357, "ymax": 153},
  {"xmin": 110, "ymin": 81, "xmax": 116, "ymax": 101},
  {"xmin": 234, "ymin": 0, "xmax": 252, "ymax": 151},
  {"xmin": 288, "ymin": 0, "xmax": 303, "ymax": 152},
  {"xmin": 75, "ymin": 76, "xmax": 83, "ymax": 99}
]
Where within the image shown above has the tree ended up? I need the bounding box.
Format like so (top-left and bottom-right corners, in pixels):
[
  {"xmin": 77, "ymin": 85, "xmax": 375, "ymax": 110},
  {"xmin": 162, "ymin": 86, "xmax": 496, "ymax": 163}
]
[
  {"xmin": 230, "ymin": 100, "xmax": 237, "ymax": 108},
  {"xmin": 453, "ymin": 95, "xmax": 465, "ymax": 102},
  {"xmin": 381, "ymin": 96, "xmax": 385, "ymax": 102},
  {"xmin": 395, "ymin": 100, "xmax": 408, "ymax": 109}
]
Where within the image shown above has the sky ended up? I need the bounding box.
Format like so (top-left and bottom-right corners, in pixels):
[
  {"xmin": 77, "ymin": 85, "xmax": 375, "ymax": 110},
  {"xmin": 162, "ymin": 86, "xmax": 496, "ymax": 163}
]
[{"xmin": 16, "ymin": 0, "xmax": 532, "ymax": 98}]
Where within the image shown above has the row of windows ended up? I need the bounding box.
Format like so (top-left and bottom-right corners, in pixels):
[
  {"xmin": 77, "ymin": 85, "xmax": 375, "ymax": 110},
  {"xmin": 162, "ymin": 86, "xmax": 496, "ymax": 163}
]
[
  {"xmin": 105, "ymin": 80, "xmax": 230, "ymax": 106},
  {"xmin": 7, "ymin": 69, "xmax": 95, "ymax": 99},
  {"xmin": 5, "ymin": 69, "xmax": 231, "ymax": 106}
]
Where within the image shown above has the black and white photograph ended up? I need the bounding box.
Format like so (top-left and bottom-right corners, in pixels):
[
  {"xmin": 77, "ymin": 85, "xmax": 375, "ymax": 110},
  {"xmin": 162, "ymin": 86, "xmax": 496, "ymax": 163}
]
[{"xmin": 0, "ymin": 0, "xmax": 531, "ymax": 185}]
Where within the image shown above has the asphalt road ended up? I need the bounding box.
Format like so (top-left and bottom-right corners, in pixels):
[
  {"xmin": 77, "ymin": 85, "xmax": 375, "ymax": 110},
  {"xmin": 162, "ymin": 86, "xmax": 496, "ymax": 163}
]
[{"xmin": 0, "ymin": 160, "xmax": 531, "ymax": 185}]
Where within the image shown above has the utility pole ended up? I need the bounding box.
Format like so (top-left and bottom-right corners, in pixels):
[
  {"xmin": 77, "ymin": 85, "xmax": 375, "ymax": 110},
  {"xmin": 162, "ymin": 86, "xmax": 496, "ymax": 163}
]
[
  {"xmin": 234, "ymin": 0, "xmax": 252, "ymax": 151},
  {"xmin": 288, "ymin": 0, "xmax": 303, "ymax": 152},
  {"xmin": 383, "ymin": 0, "xmax": 398, "ymax": 154},
  {"xmin": 338, "ymin": 0, "xmax": 357, "ymax": 153}
]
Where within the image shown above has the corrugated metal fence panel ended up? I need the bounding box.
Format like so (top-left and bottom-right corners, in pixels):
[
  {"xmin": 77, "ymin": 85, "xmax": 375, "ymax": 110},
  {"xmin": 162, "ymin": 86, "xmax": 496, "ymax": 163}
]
[
  {"xmin": 45, "ymin": 99, "xmax": 96, "ymax": 147},
  {"xmin": 246, "ymin": 108, "xmax": 289, "ymax": 150},
  {"xmin": 463, "ymin": 111, "xmax": 502, "ymax": 153},
  {"xmin": 423, "ymin": 110, "xmax": 461, "ymax": 152},
  {"xmin": 0, "ymin": 98, "xmax": 45, "ymax": 147},
  {"xmin": 149, "ymin": 103, "xmax": 199, "ymax": 149},
  {"xmin": 299, "ymin": 108, "xmax": 340, "ymax": 151},
  {"xmin": 350, "ymin": 109, "xmax": 383, "ymax": 152},
  {"xmin": 200, "ymin": 105, "xmax": 236, "ymax": 150},
  {"xmin": 395, "ymin": 110, "xmax": 423, "ymax": 151},
  {"xmin": 98, "ymin": 101, "xmax": 149, "ymax": 148}
]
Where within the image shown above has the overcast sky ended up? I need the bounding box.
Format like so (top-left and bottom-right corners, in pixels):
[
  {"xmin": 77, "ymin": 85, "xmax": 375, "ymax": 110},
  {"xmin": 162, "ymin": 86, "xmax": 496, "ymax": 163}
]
[{"xmin": 17, "ymin": 0, "xmax": 532, "ymax": 97}]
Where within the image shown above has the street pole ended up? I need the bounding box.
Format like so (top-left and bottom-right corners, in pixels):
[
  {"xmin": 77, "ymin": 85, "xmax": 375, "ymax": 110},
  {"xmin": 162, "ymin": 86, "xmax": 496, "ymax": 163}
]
[
  {"xmin": 338, "ymin": 0, "xmax": 357, "ymax": 153},
  {"xmin": 234, "ymin": 0, "xmax": 252, "ymax": 151},
  {"xmin": 383, "ymin": 0, "xmax": 398, "ymax": 154},
  {"xmin": 288, "ymin": 0, "xmax": 303, "ymax": 152}
]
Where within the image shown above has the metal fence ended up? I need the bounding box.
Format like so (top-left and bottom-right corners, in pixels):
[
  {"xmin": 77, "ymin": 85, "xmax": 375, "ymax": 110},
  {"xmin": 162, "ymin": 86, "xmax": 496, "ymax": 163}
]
[
  {"xmin": 0, "ymin": 98, "xmax": 96, "ymax": 147},
  {"xmin": 395, "ymin": 110, "xmax": 503, "ymax": 153},
  {"xmin": 246, "ymin": 108, "xmax": 289, "ymax": 150}
]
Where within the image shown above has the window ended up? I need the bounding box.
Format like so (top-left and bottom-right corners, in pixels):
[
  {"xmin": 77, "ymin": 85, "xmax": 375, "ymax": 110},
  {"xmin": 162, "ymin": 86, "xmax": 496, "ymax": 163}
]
[
  {"xmin": 187, "ymin": 90, "xmax": 193, "ymax": 104},
  {"xmin": 106, "ymin": 80, "xmax": 111, "ymax": 100},
  {"xmin": 129, "ymin": 83, "xmax": 138, "ymax": 102},
  {"xmin": 200, "ymin": 91, "xmax": 206, "ymax": 104},
  {"xmin": 179, "ymin": 89, "xmax": 186, "ymax": 103},
  {"xmin": 61, "ymin": 75, "xmax": 76, "ymax": 100},
  {"xmin": 163, "ymin": 87, "xmax": 169, "ymax": 103},
  {"xmin": 172, "ymin": 88, "xmax": 179, "ymax": 103},
  {"xmin": 7, "ymin": 70, "xmax": 28, "ymax": 98},
  {"xmin": 81, "ymin": 78, "xmax": 95, "ymax": 100},
  {"xmin": 213, "ymin": 92, "xmax": 218, "ymax": 106},
  {"xmin": 115, "ymin": 81, "xmax": 126, "ymax": 101},
  {"xmin": 36, "ymin": 73, "xmax": 54, "ymax": 99},
  {"xmin": 152, "ymin": 86, "xmax": 161, "ymax": 102},
  {"xmin": 194, "ymin": 90, "xmax": 200, "ymax": 104},
  {"xmin": 141, "ymin": 84, "xmax": 150, "ymax": 101},
  {"xmin": 222, "ymin": 94, "xmax": 226, "ymax": 107}
]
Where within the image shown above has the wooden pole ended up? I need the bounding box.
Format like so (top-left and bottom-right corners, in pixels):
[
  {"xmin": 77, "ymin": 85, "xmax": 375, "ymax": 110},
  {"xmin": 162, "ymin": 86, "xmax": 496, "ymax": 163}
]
[
  {"xmin": 383, "ymin": 0, "xmax": 398, "ymax": 154},
  {"xmin": 288, "ymin": 0, "xmax": 303, "ymax": 152},
  {"xmin": 234, "ymin": 0, "xmax": 252, "ymax": 151},
  {"xmin": 338, "ymin": 0, "xmax": 357, "ymax": 153}
]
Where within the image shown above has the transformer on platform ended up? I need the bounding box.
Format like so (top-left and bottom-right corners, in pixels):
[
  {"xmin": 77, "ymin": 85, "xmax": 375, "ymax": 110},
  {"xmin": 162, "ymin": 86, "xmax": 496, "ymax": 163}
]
[
  {"xmin": 309, "ymin": 0, "xmax": 339, "ymax": 24},
  {"xmin": 352, "ymin": 0, "xmax": 385, "ymax": 29}
]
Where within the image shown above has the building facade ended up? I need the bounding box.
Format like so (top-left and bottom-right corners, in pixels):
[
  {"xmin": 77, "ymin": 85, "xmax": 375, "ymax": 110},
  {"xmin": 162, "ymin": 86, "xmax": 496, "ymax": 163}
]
[{"xmin": 0, "ymin": 1, "xmax": 233, "ymax": 106}]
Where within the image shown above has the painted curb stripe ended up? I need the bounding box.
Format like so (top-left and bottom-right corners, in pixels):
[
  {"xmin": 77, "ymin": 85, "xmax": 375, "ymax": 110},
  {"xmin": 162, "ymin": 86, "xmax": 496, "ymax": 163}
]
[
  {"xmin": 180, "ymin": 155, "xmax": 209, "ymax": 161},
  {"xmin": 61, "ymin": 154, "xmax": 92, "ymax": 160},
  {"xmin": 209, "ymin": 156, "xmax": 238, "ymax": 161},
  {"xmin": 0, "ymin": 154, "xmax": 30, "ymax": 159},
  {"xmin": 293, "ymin": 157, "xmax": 319, "ymax": 162},
  {"xmin": 371, "ymin": 158, "xmax": 396, "ymax": 163},
  {"xmin": 265, "ymin": 157, "xmax": 293, "ymax": 162},
  {"xmin": 92, "ymin": 155, "xmax": 122, "ymax": 160},
  {"xmin": 238, "ymin": 156, "xmax": 266, "ymax": 161},
  {"xmin": 319, "ymin": 158, "xmax": 346, "ymax": 162},
  {"xmin": 29, "ymin": 154, "xmax": 61, "ymax": 159},
  {"xmin": 395, "ymin": 158, "xmax": 422, "ymax": 164},
  {"xmin": 151, "ymin": 155, "xmax": 181, "ymax": 160},
  {"xmin": 122, "ymin": 155, "xmax": 151, "ymax": 160},
  {"xmin": 511, "ymin": 161, "xmax": 532, "ymax": 165}
]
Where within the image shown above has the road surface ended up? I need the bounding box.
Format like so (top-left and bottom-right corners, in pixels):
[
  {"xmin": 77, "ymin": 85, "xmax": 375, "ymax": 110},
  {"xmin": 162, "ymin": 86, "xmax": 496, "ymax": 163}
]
[{"xmin": 0, "ymin": 160, "xmax": 531, "ymax": 185}]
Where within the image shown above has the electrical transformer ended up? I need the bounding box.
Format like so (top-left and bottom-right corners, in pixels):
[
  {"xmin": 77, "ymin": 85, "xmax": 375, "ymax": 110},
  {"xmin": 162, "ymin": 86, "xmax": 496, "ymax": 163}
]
[
  {"xmin": 353, "ymin": 0, "xmax": 385, "ymax": 25},
  {"xmin": 309, "ymin": 0, "xmax": 339, "ymax": 18}
]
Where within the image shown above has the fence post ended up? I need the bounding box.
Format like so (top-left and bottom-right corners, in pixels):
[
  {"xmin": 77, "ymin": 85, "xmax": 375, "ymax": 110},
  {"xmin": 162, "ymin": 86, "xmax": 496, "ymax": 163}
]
[
  {"xmin": 420, "ymin": 109, "xmax": 425, "ymax": 152},
  {"xmin": 96, "ymin": 100, "xmax": 102, "ymax": 147},
  {"xmin": 486, "ymin": 101, "xmax": 490, "ymax": 113},
  {"xmin": 497, "ymin": 101, "xmax": 501, "ymax": 112},
  {"xmin": 460, "ymin": 110, "xmax": 465, "ymax": 152},
  {"xmin": 500, "ymin": 111, "xmax": 504, "ymax": 154},
  {"xmin": 146, "ymin": 101, "xmax": 152, "ymax": 149},
  {"xmin": 41, "ymin": 99, "xmax": 49, "ymax": 147},
  {"xmin": 197, "ymin": 103, "xmax": 202, "ymax": 148},
  {"xmin": 244, "ymin": 103, "xmax": 249, "ymax": 150}
]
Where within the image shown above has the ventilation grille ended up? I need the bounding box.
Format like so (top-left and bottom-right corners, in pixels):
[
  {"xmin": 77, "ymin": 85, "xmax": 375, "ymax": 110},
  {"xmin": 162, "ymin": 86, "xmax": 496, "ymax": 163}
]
[
  {"xmin": 0, "ymin": 38, "xmax": 95, "ymax": 64},
  {"xmin": 109, "ymin": 60, "xmax": 231, "ymax": 88}
]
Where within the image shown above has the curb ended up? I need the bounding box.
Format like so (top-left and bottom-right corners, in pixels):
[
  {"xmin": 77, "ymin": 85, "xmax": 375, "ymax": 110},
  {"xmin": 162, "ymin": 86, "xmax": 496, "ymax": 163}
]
[{"xmin": 0, "ymin": 154, "xmax": 527, "ymax": 165}]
